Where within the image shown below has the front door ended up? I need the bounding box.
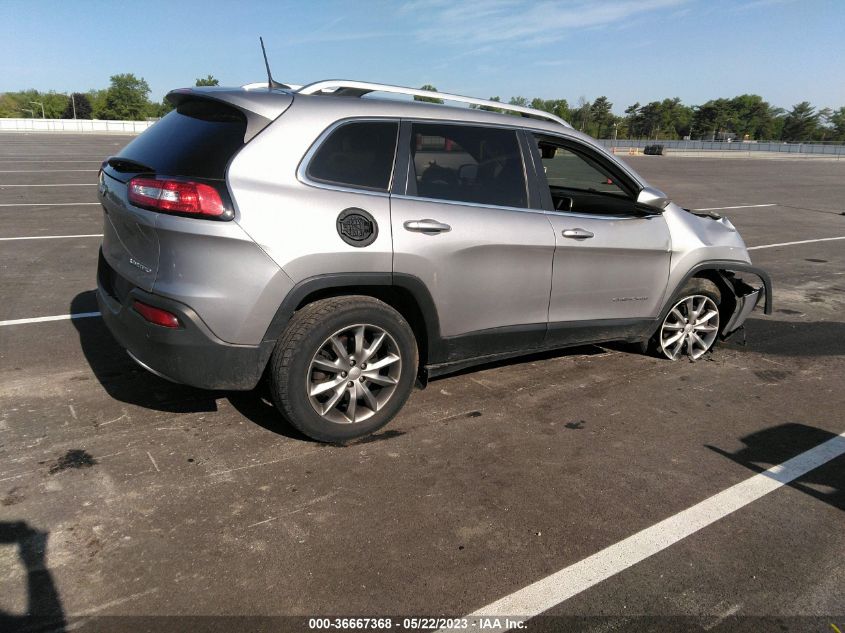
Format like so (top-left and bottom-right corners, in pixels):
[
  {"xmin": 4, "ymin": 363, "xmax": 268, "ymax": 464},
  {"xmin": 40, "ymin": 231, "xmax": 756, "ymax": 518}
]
[{"xmin": 531, "ymin": 135, "xmax": 672, "ymax": 345}]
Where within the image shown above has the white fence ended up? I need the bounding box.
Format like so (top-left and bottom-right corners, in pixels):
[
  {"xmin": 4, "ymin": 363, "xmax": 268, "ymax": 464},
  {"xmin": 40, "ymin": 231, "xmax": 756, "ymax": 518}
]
[
  {"xmin": 0, "ymin": 118, "xmax": 155, "ymax": 134},
  {"xmin": 598, "ymin": 138, "xmax": 845, "ymax": 157}
]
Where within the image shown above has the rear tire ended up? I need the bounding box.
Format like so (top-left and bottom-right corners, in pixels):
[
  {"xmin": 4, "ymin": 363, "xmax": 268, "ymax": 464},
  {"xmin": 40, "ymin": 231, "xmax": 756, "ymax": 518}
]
[
  {"xmin": 651, "ymin": 278, "xmax": 722, "ymax": 360},
  {"xmin": 268, "ymin": 296, "xmax": 418, "ymax": 443}
]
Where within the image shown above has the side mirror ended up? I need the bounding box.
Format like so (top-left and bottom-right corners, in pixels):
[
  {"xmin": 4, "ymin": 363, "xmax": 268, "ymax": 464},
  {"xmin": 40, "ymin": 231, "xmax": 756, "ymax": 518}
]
[{"xmin": 636, "ymin": 186, "xmax": 670, "ymax": 211}]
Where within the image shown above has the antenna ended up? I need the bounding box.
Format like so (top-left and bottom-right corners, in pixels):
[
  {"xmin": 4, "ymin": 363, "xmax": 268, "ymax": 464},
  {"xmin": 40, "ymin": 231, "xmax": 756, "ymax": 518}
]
[{"xmin": 259, "ymin": 37, "xmax": 290, "ymax": 90}]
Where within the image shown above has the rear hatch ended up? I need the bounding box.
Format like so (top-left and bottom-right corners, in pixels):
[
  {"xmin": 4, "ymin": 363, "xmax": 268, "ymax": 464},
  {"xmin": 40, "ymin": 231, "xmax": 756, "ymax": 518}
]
[{"xmin": 98, "ymin": 94, "xmax": 275, "ymax": 292}]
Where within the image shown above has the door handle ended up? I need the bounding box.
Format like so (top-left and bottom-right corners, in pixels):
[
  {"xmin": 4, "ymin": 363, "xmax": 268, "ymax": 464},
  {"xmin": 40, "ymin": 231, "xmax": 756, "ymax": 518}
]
[
  {"xmin": 562, "ymin": 228, "xmax": 594, "ymax": 240},
  {"xmin": 404, "ymin": 219, "xmax": 452, "ymax": 233}
]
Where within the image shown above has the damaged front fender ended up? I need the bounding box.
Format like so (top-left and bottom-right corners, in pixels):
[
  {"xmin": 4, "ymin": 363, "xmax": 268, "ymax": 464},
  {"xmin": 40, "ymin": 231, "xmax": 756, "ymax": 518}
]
[
  {"xmin": 718, "ymin": 267, "xmax": 772, "ymax": 339},
  {"xmin": 666, "ymin": 261, "xmax": 773, "ymax": 341}
]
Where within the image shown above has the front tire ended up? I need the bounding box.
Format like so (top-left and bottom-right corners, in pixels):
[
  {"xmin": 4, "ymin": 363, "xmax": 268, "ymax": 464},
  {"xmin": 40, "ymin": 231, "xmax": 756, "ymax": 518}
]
[
  {"xmin": 268, "ymin": 296, "xmax": 418, "ymax": 443},
  {"xmin": 655, "ymin": 278, "xmax": 721, "ymax": 360}
]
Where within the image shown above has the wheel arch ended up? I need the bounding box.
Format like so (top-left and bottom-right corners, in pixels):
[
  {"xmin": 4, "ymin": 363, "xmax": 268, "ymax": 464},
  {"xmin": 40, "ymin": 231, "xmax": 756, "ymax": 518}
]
[
  {"xmin": 656, "ymin": 260, "xmax": 773, "ymax": 337},
  {"xmin": 259, "ymin": 273, "xmax": 442, "ymax": 383}
]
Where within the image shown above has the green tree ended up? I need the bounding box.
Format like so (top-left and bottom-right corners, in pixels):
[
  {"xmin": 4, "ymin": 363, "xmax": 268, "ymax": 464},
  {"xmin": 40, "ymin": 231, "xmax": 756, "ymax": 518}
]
[
  {"xmin": 87, "ymin": 88, "xmax": 108, "ymax": 119},
  {"xmin": 530, "ymin": 98, "xmax": 570, "ymax": 121},
  {"xmin": 828, "ymin": 107, "xmax": 845, "ymax": 141},
  {"xmin": 504, "ymin": 96, "xmax": 527, "ymax": 116},
  {"xmin": 61, "ymin": 93, "xmax": 93, "ymax": 119},
  {"xmin": 816, "ymin": 107, "xmax": 833, "ymax": 140},
  {"xmin": 624, "ymin": 102, "xmax": 642, "ymax": 138},
  {"xmin": 571, "ymin": 97, "xmax": 591, "ymax": 132},
  {"xmin": 781, "ymin": 101, "xmax": 819, "ymax": 141},
  {"xmin": 0, "ymin": 90, "xmax": 63, "ymax": 118},
  {"xmin": 692, "ymin": 98, "xmax": 735, "ymax": 140},
  {"xmin": 728, "ymin": 94, "xmax": 773, "ymax": 139},
  {"xmin": 589, "ymin": 96, "xmax": 612, "ymax": 138},
  {"xmin": 477, "ymin": 96, "xmax": 503, "ymax": 112},
  {"xmin": 157, "ymin": 97, "xmax": 175, "ymax": 117},
  {"xmin": 414, "ymin": 84, "xmax": 443, "ymax": 104},
  {"xmin": 99, "ymin": 73, "xmax": 152, "ymax": 120},
  {"xmin": 656, "ymin": 97, "xmax": 693, "ymax": 139},
  {"xmin": 638, "ymin": 102, "xmax": 665, "ymax": 138},
  {"xmin": 195, "ymin": 75, "xmax": 219, "ymax": 86}
]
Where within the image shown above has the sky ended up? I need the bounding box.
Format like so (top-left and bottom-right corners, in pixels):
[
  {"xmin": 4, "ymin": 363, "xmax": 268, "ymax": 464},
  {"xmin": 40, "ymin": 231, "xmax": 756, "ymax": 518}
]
[{"xmin": 1, "ymin": 0, "xmax": 843, "ymax": 114}]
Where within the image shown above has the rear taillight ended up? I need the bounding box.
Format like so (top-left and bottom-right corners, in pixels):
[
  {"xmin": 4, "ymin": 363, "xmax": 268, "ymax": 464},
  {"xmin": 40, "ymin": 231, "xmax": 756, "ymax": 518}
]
[
  {"xmin": 133, "ymin": 300, "xmax": 181, "ymax": 328},
  {"xmin": 127, "ymin": 177, "xmax": 227, "ymax": 218}
]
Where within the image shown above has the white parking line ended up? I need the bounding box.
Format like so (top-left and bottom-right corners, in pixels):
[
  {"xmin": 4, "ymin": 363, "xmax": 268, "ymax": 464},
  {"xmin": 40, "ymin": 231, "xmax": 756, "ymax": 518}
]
[
  {"xmin": 0, "ymin": 202, "xmax": 100, "ymax": 207},
  {"xmin": 0, "ymin": 183, "xmax": 96, "ymax": 187},
  {"xmin": 0, "ymin": 169, "xmax": 99, "ymax": 173},
  {"xmin": 0, "ymin": 160, "xmax": 103, "ymax": 164},
  {"xmin": 748, "ymin": 236, "xmax": 845, "ymax": 250},
  {"xmin": 0, "ymin": 156, "xmax": 107, "ymax": 159},
  {"xmin": 693, "ymin": 204, "xmax": 776, "ymax": 211},
  {"xmin": 450, "ymin": 430, "xmax": 845, "ymax": 632},
  {"xmin": 0, "ymin": 312, "xmax": 101, "ymax": 327},
  {"xmin": 0, "ymin": 234, "xmax": 103, "ymax": 241}
]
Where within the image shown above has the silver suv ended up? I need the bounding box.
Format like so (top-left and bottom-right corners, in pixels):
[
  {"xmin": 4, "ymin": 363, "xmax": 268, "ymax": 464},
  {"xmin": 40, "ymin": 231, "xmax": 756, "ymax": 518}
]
[{"xmin": 96, "ymin": 80, "xmax": 771, "ymax": 442}]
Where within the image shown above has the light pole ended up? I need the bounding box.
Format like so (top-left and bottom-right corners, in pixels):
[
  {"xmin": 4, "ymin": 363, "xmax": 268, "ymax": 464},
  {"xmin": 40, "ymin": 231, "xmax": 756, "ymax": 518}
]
[
  {"xmin": 21, "ymin": 108, "xmax": 36, "ymax": 118},
  {"xmin": 30, "ymin": 101, "xmax": 46, "ymax": 118},
  {"xmin": 64, "ymin": 93, "xmax": 77, "ymax": 119}
]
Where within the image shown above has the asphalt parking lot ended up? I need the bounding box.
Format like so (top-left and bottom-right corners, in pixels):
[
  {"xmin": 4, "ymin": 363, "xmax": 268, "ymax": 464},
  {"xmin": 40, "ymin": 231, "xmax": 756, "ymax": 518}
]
[{"xmin": 1, "ymin": 134, "xmax": 843, "ymax": 632}]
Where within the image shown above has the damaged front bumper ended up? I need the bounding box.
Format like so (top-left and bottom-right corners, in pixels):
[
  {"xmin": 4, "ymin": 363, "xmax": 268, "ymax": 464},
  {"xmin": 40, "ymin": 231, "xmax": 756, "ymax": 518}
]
[{"xmin": 718, "ymin": 265, "xmax": 773, "ymax": 339}]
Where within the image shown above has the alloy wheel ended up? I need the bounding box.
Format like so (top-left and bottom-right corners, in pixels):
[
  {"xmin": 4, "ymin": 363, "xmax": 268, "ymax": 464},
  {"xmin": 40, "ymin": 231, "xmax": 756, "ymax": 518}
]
[
  {"xmin": 307, "ymin": 324, "xmax": 402, "ymax": 424},
  {"xmin": 659, "ymin": 295, "xmax": 720, "ymax": 360}
]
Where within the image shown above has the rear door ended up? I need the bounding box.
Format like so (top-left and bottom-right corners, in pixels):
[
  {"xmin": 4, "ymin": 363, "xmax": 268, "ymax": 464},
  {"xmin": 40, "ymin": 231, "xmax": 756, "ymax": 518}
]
[
  {"xmin": 390, "ymin": 121, "xmax": 556, "ymax": 362},
  {"xmin": 98, "ymin": 98, "xmax": 253, "ymax": 291},
  {"xmin": 529, "ymin": 134, "xmax": 671, "ymax": 343}
]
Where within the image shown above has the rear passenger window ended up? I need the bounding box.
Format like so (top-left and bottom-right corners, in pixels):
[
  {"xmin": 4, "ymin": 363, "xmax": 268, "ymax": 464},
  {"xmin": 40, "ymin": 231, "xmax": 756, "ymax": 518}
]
[
  {"xmin": 410, "ymin": 123, "xmax": 527, "ymax": 208},
  {"xmin": 307, "ymin": 121, "xmax": 399, "ymax": 191}
]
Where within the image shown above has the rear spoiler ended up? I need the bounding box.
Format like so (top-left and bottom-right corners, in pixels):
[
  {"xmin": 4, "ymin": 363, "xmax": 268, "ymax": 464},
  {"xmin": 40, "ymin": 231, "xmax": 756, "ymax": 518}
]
[{"xmin": 166, "ymin": 88, "xmax": 293, "ymax": 141}]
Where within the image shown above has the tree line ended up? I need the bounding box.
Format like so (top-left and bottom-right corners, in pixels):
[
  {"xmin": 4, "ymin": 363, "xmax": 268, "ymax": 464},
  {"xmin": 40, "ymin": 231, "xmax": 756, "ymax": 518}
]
[
  {"xmin": 3, "ymin": 75, "xmax": 844, "ymax": 142},
  {"xmin": 418, "ymin": 86, "xmax": 845, "ymax": 142},
  {"xmin": 0, "ymin": 74, "xmax": 218, "ymax": 121}
]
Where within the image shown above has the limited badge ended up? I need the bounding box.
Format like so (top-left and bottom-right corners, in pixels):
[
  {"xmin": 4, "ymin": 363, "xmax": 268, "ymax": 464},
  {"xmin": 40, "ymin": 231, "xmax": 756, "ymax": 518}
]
[{"xmin": 337, "ymin": 208, "xmax": 378, "ymax": 247}]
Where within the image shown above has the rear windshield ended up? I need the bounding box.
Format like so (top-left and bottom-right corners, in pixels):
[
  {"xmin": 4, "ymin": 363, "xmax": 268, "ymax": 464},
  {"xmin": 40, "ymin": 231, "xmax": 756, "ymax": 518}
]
[{"xmin": 114, "ymin": 100, "xmax": 248, "ymax": 180}]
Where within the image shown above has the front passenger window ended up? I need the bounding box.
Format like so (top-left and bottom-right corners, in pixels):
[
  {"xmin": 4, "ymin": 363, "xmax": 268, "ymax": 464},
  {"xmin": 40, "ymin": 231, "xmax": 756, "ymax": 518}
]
[{"xmin": 536, "ymin": 138, "xmax": 637, "ymax": 216}]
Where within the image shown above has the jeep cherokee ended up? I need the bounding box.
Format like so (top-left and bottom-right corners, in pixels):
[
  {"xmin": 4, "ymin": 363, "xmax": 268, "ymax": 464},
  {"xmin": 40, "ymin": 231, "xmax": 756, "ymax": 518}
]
[{"xmin": 96, "ymin": 80, "xmax": 771, "ymax": 442}]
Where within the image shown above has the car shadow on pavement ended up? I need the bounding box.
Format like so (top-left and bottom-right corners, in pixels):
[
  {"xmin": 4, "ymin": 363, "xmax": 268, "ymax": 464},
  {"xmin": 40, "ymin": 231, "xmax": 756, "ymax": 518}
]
[
  {"xmin": 725, "ymin": 318, "xmax": 845, "ymax": 357},
  {"xmin": 707, "ymin": 423, "xmax": 844, "ymax": 512},
  {"xmin": 226, "ymin": 385, "xmax": 314, "ymax": 443},
  {"xmin": 0, "ymin": 521, "xmax": 66, "ymax": 633},
  {"xmin": 71, "ymin": 291, "xmax": 219, "ymax": 414}
]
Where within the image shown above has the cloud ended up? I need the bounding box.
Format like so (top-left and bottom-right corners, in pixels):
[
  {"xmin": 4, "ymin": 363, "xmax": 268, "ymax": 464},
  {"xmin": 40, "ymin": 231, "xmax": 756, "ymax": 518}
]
[
  {"xmin": 407, "ymin": 0, "xmax": 689, "ymax": 46},
  {"xmin": 284, "ymin": 30, "xmax": 391, "ymax": 45},
  {"xmin": 731, "ymin": 0, "xmax": 798, "ymax": 11},
  {"xmin": 280, "ymin": 15, "xmax": 391, "ymax": 45}
]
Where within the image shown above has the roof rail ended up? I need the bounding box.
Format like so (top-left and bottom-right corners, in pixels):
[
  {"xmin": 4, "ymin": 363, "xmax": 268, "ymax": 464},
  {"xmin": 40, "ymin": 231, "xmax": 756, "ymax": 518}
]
[{"xmin": 296, "ymin": 80, "xmax": 571, "ymax": 128}]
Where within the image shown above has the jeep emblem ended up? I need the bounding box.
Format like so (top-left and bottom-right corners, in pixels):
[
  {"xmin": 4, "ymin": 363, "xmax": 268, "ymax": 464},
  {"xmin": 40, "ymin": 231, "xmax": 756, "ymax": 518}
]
[{"xmin": 337, "ymin": 208, "xmax": 378, "ymax": 247}]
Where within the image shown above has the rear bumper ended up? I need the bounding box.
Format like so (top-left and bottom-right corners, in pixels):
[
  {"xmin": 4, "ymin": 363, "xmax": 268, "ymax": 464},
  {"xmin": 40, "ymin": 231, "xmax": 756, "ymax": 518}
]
[{"xmin": 97, "ymin": 250, "xmax": 269, "ymax": 390}]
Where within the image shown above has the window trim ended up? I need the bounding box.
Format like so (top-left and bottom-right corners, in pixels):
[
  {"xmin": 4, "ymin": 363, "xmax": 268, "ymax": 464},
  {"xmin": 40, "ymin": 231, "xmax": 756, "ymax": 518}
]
[
  {"xmin": 397, "ymin": 119, "xmax": 538, "ymax": 211},
  {"xmin": 297, "ymin": 117, "xmax": 400, "ymax": 196}
]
